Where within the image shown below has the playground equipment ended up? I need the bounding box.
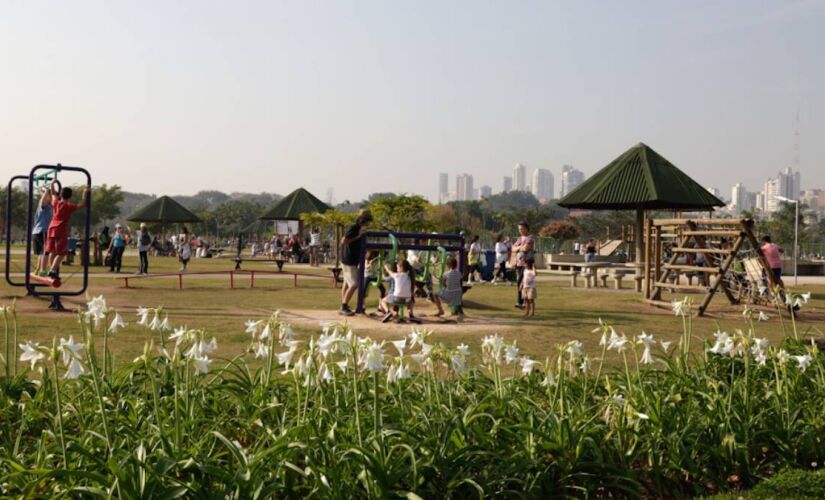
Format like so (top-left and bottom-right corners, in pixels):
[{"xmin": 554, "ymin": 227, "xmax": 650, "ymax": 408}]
[
  {"xmin": 642, "ymin": 218, "xmax": 782, "ymax": 316},
  {"xmin": 4, "ymin": 164, "xmax": 92, "ymax": 310},
  {"xmin": 355, "ymin": 231, "xmax": 465, "ymax": 315}
]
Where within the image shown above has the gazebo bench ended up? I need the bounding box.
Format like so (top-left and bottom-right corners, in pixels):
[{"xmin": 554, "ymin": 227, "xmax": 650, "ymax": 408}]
[{"xmin": 544, "ymin": 269, "xmax": 580, "ymax": 287}]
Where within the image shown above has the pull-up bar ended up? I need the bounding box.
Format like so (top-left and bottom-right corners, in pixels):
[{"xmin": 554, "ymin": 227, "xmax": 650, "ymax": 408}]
[{"xmin": 355, "ymin": 231, "xmax": 465, "ymax": 314}]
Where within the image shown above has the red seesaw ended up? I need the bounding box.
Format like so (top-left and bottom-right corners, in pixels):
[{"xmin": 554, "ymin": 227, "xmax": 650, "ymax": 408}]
[{"xmin": 29, "ymin": 273, "xmax": 62, "ymax": 288}]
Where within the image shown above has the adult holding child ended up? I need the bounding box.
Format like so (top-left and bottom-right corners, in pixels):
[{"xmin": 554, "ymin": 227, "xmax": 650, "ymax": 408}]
[
  {"xmin": 511, "ymin": 222, "xmax": 535, "ymax": 309},
  {"xmin": 339, "ymin": 209, "xmax": 373, "ymax": 316}
]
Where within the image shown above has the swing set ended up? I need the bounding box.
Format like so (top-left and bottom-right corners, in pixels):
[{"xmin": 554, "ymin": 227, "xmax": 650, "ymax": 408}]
[
  {"xmin": 4, "ymin": 164, "xmax": 92, "ymax": 310},
  {"xmin": 355, "ymin": 231, "xmax": 465, "ymax": 318}
]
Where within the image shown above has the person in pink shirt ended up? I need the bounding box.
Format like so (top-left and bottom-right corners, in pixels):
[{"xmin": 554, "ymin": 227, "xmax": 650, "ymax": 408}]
[{"xmin": 760, "ymin": 235, "xmax": 784, "ymax": 287}]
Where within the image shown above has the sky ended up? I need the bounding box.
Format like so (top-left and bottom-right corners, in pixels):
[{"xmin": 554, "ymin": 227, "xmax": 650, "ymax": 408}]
[{"xmin": 1, "ymin": 0, "xmax": 824, "ymax": 203}]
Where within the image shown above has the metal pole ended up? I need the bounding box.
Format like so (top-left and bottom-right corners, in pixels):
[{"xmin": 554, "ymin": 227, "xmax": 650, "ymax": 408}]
[{"xmin": 794, "ymin": 201, "xmax": 799, "ymax": 286}]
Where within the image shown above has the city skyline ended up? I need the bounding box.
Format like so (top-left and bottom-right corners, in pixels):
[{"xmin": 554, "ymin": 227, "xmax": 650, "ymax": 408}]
[{"xmin": 1, "ymin": 2, "xmax": 824, "ymax": 202}]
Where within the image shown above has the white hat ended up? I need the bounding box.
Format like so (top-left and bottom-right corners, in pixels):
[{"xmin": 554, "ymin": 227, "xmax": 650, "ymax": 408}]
[{"xmin": 115, "ymin": 223, "xmax": 122, "ymax": 228}]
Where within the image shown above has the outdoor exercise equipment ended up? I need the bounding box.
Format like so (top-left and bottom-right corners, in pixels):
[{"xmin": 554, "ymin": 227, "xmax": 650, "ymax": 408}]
[
  {"xmin": 4, "ymin": 164, "xmax": 92, "ymax": 310},
  {"xmin": 355, "ymin": 231, "xmax": 465, "ymax": 314},
  {"xmin": 642, "ymin": 218, "xmax": 785, "ymax": 316}
]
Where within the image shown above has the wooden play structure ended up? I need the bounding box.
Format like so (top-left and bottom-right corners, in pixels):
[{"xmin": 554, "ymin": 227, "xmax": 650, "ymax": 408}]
[{"xmin": 642, "ymin": 218, "xmax": 782, "ymax": 316}]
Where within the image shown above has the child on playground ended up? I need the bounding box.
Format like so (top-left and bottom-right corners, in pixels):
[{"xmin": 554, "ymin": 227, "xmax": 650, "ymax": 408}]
[
  {"xmin": 364, "ymin": 250, "xmax": 387, "ymax": 311},
  {"xmin": 520, "ymin": 259, "xmax": 537, "ymax": 317},
  {"xmin": 433, "ymin": 256, "xmax": 464, "ymax": 320},
  {"xmin": 45, "ymin": 181, "xmax": 90, "ymax": 279},
  {"xmin": 33, "ymin": 186, "xmax": 54, "ymax": 276},
  {"xmin": 381, "ymin": 259, "xmax": 419, "ymax": 323}
]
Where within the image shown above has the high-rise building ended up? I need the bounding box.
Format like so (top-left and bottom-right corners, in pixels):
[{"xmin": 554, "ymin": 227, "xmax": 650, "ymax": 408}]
[
  {"xmin": 513, "ymin": 164, "xmax": 527, "ymax": 192},
  {"xmin": 456, "ymin": 174, "xmax": 474, "ymax": 202},
  {"xmin": 763, "ymin": 167, "xmax": 801, "ymax": 213},
  {"xmin": 560, "ymin": 165, "xmax": 585, "ymax": 198},
  {"xmin": 755, "ymin": 192, "xmax": 765, "ymax": 213},
  {"xmin": 479, "ymin": 185, "xmax": 492, "ymax": 199},
  {"xmin": 502, "ymin": 176, "xmax": 513, "ymax": 193},
  {"xmin": 706, "ymin": 186, "xmax": 721, "ymax": 198},
  {"xmin": 730, "ymin": 183, "xmax": 756, "ymax": 213},
  {"xmin": 438, "ymin": 173, "xmax": 449, "ymax": 204},
  {"xmin": 531, "ymin": 168, "xmax": 554, "ymax": 203}
]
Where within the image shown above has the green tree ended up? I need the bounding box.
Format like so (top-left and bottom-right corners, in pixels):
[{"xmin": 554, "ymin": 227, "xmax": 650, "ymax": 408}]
[
  {"xmin": 765, "ymin": 202, "xmax": 807, "ymax": 249},
  {"xmin": 90, "ymin": 184, "xmax": 124, "ymax": 225},
  {"xmin": 369, "ymin": 195, "xmax": 432, "ymax": 232},
  {"xmin": 0, "ymin": 186, "xmax": 28, "ymax": 238}
]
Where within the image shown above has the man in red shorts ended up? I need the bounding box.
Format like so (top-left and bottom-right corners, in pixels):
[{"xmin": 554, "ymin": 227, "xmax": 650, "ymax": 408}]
[{"xmin": 46, "ymin": 181, "xmax": 90, "ymax": 279}]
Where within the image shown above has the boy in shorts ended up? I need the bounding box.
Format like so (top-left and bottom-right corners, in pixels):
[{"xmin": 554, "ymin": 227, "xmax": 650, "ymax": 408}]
[{"xmin": 45, "ymin": 181, "xmax": 90, "ymax": 279}]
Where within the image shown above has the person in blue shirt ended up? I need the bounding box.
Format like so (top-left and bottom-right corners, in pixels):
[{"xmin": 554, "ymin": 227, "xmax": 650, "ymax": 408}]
[
  {"xmin": 107, "ymin": 224, "xmax": 129, "ymax": 273},
  {"xmin": 32, "ymin": 187, "xmax": 54, "ymax": 276}
]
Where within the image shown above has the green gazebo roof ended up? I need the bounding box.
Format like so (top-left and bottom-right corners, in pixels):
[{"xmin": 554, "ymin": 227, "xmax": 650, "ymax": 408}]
[
  {"xmin": 259, "ymin": 187, "xmax": 329, "ymax": 220},
  {"xmin": 126, "ymin": 196, "xmax": 202, "ymax": 223},
  {"xmin": 558, "ymin": 143, "xmax": 725, "ymax": 210}
]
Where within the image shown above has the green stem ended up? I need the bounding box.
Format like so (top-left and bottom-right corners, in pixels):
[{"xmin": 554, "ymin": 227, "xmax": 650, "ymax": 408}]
[{"xmin": 49, "ymin": 360, "xmax": 68, "ymax": 466}]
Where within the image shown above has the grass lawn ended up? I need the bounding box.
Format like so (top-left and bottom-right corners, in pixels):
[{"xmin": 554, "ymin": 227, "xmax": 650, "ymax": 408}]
[{"xmin": 3, "ymin": 251, "xmax": 824, "ymax": 370}]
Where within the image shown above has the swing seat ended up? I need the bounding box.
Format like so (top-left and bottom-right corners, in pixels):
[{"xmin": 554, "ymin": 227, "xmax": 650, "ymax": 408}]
[{"xmin": 30, "ymin": 273, "xmax": 61, "ymax": 288}]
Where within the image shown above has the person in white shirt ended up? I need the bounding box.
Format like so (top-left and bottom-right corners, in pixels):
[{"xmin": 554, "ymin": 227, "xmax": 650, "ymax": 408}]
[
  {"xmin": 493, "ymin": 234, "xmax": 509, "ymax": 284},
  {"xmin": 309, "ymin": 226, "xmax": 322, "ymax": 266}
]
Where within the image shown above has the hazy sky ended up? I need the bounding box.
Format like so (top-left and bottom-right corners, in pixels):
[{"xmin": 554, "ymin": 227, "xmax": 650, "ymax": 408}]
[{"xmin": 2, "ymin": 1, "xmax": 823, "ymax": 203}]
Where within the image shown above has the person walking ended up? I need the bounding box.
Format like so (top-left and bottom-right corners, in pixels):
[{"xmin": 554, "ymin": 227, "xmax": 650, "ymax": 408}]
[
  {"xmin": 309, "ymin": 226, "xmax": 322, "ymax": 266},
  {"xmin": 511, "ymin": 222, "xmax": 535, "ymax": 309},
  {"xmin": 466, "ymin": 235, "xmax": 482, "ymax": 284},
  {"xmin": 107, "ymin": 224, "xmax": 128, "ymax": 273},
  {"xmin": 584, "ymin": 239, "xmax": 597, "ymax": 263},
  {"xmin": 339, "ymin": 209, "xmax": 373, "ymax": 316},
  {"xmin": 136, "ymin": 223, "xmax": 151, "ymax": 274},
  {"xmin": 178, "ymin": 226, "xmax": 192, "ymax": 272},
  {"xmin": 492, "ymin": 234, "xmax": 508, "ymax": 284}
]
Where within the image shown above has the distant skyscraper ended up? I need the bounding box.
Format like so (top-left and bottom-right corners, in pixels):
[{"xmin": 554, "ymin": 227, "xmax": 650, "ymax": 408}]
[
  {"xmin": 479, "ymin": 185, "xmax": 492, "ymax": 199},
  {"xmin": 763, "ymin": 167, "xmax": 801, "ymax": 213},
  {"xmin": 456, "ymin": 174, "xmax": 474, "ymax": 201},
  {"xmin": 560, "ymin": 165, "xmax": 585, "ymax": 198},
  {"xmin": 502, "ymin": 176, "xmax": 513, "ymax": 193},
  {"xmin": 531, "ymin": 168, "xmax": 554, "ymax": 203},
  {"xmin": 730, "ymin": 183, "xmax": 755, "ymax": 213},
  {"xmin": 706, "ymin": 186, "xmax": 721, "ymax": 198},
  {"xmin": 438, "ymin": 173, "xmax": 449, "ymax": 204},
  {"xmin": 513, "ymin": 164, "xmax": 527, "ymax": 192}
]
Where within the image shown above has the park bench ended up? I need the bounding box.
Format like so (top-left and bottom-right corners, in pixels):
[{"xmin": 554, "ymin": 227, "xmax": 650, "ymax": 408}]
[
  {"xmin": 543, "ymin": 269, "xmax": 580, "ymax": 287},
  {"xmin": 597, "ymin": 269, "xmax": 634, "ymax": 289}
]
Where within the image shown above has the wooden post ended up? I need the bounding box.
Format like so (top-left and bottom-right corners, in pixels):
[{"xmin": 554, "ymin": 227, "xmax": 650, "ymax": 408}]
[
  {"xmin": 643, "ymin": 216, "xmax": 651, "ymax": 298},
  {"xmin": 654, "ymin": 225, "xmax": 662, "ymax": 294}
]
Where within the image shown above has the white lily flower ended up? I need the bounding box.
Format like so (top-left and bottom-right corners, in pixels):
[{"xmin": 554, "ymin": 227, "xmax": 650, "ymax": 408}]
[
  {"xmin": 64, "ymin": 358, "xmax": 86, "ymax": 379},
  {"xmin": 254, "ymin": 341, "xmax": 270, "ymax": 359},
  {"xmin": 757, "ymin": 311, "xmax": 770, "ymax": 322},
  {"xmin": 579, "ymin": 356, "xmax": 591, "ymax": 373},
  {"xmin": 277, "ymin": 348, "xmax": 297, "ymax": 368},
  {"xmin": 362, "ymin": 342, "xmax": 385, "ymax": 372},
  {"xmin": 671, "ymin": 298, "xmax": 689, "ymax": 317},
  {"xmin": 86, "ymin": 295, "xmax": 107, "ymax": 325},
  {"xmin": 19, "ymin": 341, "xmax": 46, "ymax": 370},
  {"xmin": 520, "ymin": 356, "xmax": 539, "ymax": 375},
  {"xmin": 149, "ymin": 311, "xmax": 162, "ymax": 330},
  {"xmin": 391, "ymin": 339, "xmax": 407, "ymax": 357},
  {"xmin": 565, "ymin": 340, "xmax": 584, "ymax": 358},
  {"xmin": 636, "ymin": 332, "xmax": 655, "ymax": 347},
  {"xmin": 754, "ymin": 350, "xmax": 768, "ymax": 366},
  {"xmin": 136, "ymin": 307, "xmax": 151, "ymax": 326},
  {"xmin": 635, "ymin": 412, "xmax": 650, "ymax": 420},
  {"xmin": 260, "ymin": 323, "xmax": 271, "ymax": 340},
  {"xmin": 709, "ymin": 331, "xmax": 733, "ymax": 356},
  {"xmin": 753, "ymin": 338, "xmax": 769, "ymax": 351},
  {"xmin": 505, "ymin": 343, "xmax": 520, "ymax": 364},
  {"xmin": 191, "ymin": 356, "xmax": 211, "ymax": 374},
  {"xmin": 776, "ymin": 349, "xmax": 790, "ymax": 365},
  {"xmin": 639, "ymin": 346, "xmax": 654, "ymax": 365},
  {"xmin": 456, "ymin": 343, "xmax": 470, "ymax": 357},
  {"xmin": 169, "ymin": 327, "xmax": 188, "ymax": 345},
  {"xmin": 108, "ymin": 313, "xmax": 126, "ymax": 334},
  {"xmin": 158, "ymin": 316, "xmax": 172, "ymax": 332},
  {"xmin": 794, "ymin": 354, "xmax": 813, "ymax": 372},
  {"xmin": 279, "ymin": 325, "xmax": 296, "ymax": 346},
  {"xmin": 606, "ymin": 331, "xmax": 628, "ymax": 352},
  {"xmin": 58, "ymin": 336, "xmax": 85, "ymax": 365},
  {"xmin": 319, "ymin": 363, "xmax": 334, "ymax": 383},
  {"xmin": 660, "ymin": 340, "xmax": 673, "ymax": 353},
  {"xmin": 335, "ymin": 359, "xmax": 349, "ymax": 371},
  {"xmin": 245, "ymin": 320, "xmax": 261, "ymax": 335}
]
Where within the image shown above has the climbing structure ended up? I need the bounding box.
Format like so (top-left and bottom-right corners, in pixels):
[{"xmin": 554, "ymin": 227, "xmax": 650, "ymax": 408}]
[{"xmin": 643, "ymin": 218, "xmax": 781, "ymax": 316}]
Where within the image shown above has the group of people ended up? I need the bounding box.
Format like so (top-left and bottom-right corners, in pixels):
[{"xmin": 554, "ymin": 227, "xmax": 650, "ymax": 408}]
[
  {"xmin": 97, "ymin": 224, "xmax": 194, "ymax": 274},
  {"xmin": 31, "ymin": 181, "xmax": 91, "ymax": 280},
  {"xmin": 337, "ymin": 212, "xmax": 539, "ymax": 320},
  {"xmin": 250, "ymin": 229, "xmax": 326, "ymax": 265}
]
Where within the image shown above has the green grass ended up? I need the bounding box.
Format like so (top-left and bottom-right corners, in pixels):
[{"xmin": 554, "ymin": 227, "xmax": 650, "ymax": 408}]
[{"xmin": 2, "ymin": 252, "xmax": 824, "ymax": 371}]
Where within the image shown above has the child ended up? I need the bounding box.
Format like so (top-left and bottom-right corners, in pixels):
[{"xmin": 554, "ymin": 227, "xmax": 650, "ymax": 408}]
[
  {"xmin": 46, "ymin": 181, "xmax": 90, "ymax": 279},
  {"xmin": 364, "ymin": 250, "xmax": 387, "ymax": 312},
  {"xmin": 178, "ymin": 226, "xmax": 192, "ymax": 272},
  {"xmin": 520, "ymin": 259, "xmax": 537, "ymax": 317},
  {"xmin": 381, "ymin": 259, "xmax": 417, "ymax": 323},
  {"xmin": 434, "ymin": 256, "xmax": 464, "ymax": 320},
  {"xmin": 33, "ymin": 187, "xmax": 53, "ymax": 276}
]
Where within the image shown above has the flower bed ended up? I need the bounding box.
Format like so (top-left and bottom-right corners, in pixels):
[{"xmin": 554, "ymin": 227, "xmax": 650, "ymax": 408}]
[{"xmin": 0, "ymin": 294, "xmax": 823, "ymax": 498}]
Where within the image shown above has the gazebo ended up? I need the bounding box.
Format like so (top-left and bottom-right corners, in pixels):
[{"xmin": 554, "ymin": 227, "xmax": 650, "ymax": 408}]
[
  {"xmin": 259, "ymin": 187, "xmax": 330, "ymax": 237},
  {"xmin": 558, "ymin": 142, "xmax": 725, "ymax": 268},
  {"xmin": 126, "ymin": 195, "xmax": 202, "ymax": 227}
]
